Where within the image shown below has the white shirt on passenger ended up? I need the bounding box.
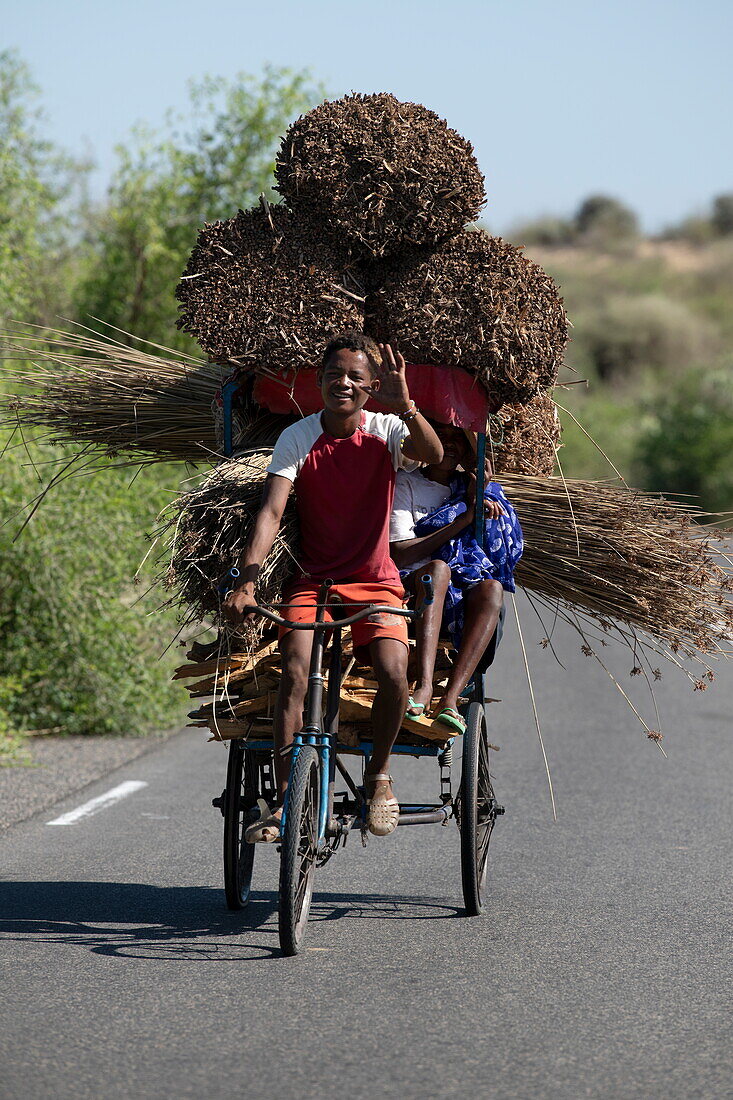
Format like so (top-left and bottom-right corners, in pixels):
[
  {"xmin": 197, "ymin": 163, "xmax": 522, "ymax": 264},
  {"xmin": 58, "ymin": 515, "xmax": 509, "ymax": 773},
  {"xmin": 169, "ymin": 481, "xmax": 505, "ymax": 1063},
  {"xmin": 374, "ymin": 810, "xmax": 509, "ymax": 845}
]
[{"xmin": 389, "ymin": 467, "xmax": 453, "ymax": 572}]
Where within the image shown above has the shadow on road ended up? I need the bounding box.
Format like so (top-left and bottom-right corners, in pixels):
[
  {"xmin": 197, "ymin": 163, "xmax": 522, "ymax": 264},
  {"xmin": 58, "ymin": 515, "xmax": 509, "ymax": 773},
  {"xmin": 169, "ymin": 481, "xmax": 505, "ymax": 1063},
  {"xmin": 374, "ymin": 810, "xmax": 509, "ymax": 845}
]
[{"xmin": 0, "ymin": 881, "xmax": 462, "ymax": 960}]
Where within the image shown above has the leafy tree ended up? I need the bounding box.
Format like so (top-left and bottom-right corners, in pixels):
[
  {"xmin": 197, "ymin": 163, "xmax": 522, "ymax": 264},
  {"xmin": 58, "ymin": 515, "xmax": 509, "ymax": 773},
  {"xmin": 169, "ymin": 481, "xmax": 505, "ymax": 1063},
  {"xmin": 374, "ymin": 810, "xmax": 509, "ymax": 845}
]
[
  {"xmin": 575, "ymin": 193, "xmax": 639, "ymax": 246},
  {"xmin": 711, "ymin": 193, "xmax": 733, "ymax": 237},
  {"xmin": 75, "ymin": 67, "xmax": 325, "ymax": 348},
  {"xmin": 0, "ymin": 50, "xmax": 89, "ymax": 328}
]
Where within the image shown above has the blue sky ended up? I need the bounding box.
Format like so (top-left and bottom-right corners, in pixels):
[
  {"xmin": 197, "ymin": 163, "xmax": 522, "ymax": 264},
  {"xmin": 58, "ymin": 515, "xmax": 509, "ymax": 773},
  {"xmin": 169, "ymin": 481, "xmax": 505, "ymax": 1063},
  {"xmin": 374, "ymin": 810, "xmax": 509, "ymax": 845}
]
[{"xmin": 6, "ymin": 0, "xmax": 732, "ymax": 232}]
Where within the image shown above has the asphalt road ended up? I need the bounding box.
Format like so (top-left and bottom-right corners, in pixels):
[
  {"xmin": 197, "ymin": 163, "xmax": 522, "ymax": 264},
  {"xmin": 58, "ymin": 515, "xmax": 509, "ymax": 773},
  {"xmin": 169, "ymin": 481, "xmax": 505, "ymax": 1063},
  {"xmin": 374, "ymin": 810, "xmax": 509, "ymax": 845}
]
[{"xmin": 1, "ymin": 604, "xmax": 731, "ymax": 1100}]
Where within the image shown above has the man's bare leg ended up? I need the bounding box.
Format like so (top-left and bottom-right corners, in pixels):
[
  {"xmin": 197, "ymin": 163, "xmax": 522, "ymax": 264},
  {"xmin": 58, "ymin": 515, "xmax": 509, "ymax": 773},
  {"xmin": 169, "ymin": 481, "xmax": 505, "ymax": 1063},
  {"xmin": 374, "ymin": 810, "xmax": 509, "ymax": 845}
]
[
  {"xmin": 365, "ymin": 637, "xmax": 409, "ymax": 805},
  {"xmin": 273, "ymin": 628, "xmax": 314, "ymax": 803},
  {"xmin": 408, "ymin": 560, "xmax": 451, "ymax": 714},
  {"xmin": 437, "ymin": 580, "xmax": 503, "ymax": 714}
]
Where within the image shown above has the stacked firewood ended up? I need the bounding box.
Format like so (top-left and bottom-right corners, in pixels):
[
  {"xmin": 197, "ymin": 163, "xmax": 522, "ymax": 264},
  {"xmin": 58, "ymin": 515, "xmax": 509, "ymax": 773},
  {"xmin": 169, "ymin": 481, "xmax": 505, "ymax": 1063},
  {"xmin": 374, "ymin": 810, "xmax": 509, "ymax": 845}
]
[{"xmin": 176, "ymin": 634, "xmax": 456, "ymax": 747}]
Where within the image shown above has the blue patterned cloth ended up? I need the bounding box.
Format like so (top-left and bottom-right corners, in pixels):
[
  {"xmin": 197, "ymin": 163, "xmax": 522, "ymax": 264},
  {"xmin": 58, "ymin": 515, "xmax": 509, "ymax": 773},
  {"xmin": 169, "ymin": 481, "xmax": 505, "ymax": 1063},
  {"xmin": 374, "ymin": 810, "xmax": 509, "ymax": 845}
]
[{"xmin": 401, "ymin": 476, "xmax": 523, "ymax": 646}]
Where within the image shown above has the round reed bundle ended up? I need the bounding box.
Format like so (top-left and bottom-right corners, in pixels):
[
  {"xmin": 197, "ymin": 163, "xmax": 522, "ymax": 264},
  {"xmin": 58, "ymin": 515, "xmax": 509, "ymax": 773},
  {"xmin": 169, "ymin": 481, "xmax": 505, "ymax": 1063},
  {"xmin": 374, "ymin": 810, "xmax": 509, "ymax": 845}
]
[
  {"xmin": 0, "ymin": 325, "xmax": 288, "ymax": 463},
  {"xmin": 161, "ymin": 459, "xmax": 732, "ymax": 682},
  {"xmin": 490, "ymin": 394, "xmax": 561, "ymax": 478},
  {"xmin": 157, "ymin": 452, "xmax": 299, "ymax": 622},
  {"xmin": 275, "ymin": 93, "xmax": 486, "ymax": 258},
  {"xmin": 368, "ymin": 230, "xmax": 568, "ymax": 405},
  {"xmin": 175, "ymin": 204, "xmax": 366, "ymax": 369}
]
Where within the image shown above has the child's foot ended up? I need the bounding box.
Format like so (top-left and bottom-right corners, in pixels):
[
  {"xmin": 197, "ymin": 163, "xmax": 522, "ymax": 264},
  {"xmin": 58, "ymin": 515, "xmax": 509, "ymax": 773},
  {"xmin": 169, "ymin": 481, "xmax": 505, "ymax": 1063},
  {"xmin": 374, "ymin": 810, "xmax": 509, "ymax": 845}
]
[
  {"xmin": 430, "ymin": 698, "xmax": 466, "ymax": 735},
  {"xmin": 406, "ymin": 684, "xmax": 432, "ymax": 717}
]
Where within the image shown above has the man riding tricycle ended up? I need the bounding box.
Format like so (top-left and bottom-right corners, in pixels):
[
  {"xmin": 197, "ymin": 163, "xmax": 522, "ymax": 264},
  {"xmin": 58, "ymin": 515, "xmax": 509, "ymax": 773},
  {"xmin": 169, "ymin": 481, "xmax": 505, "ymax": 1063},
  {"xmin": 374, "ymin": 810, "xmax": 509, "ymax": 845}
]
[{"xmin": 191, "ymin": 331, "xmax": 521, "ymax": 955}]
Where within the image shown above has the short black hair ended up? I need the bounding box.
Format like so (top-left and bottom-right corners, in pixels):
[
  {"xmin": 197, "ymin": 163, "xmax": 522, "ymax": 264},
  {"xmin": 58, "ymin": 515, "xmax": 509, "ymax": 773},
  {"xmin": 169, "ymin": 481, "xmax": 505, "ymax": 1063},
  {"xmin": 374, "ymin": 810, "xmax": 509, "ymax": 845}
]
[{"xmin": 322, "ymin": 331, "xmax": 380, "ymax": 377}]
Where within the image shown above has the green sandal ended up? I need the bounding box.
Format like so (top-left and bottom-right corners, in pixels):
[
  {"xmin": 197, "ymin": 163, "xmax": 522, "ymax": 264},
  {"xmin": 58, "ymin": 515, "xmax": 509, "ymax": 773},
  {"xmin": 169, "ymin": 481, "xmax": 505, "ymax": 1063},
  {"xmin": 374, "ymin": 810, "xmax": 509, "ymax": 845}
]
[
  {"xmin": 405, "ymin": 696, "xmax": 426, "ymax": 718},
  {"xmin": 431, "ymin": 707, "xmax": 466, "ymax": 735}
]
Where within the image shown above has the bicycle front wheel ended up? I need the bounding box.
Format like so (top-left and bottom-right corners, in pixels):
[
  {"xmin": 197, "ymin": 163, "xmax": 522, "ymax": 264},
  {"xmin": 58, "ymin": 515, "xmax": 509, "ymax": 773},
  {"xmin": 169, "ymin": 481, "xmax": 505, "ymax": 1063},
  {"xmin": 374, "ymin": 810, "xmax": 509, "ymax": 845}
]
[
  {"xmin": 278, "ymin": 745, "xmax": 320, "ymax": 956},
  {"xmin": 460, "ymin": 701, "xmax": 498, "ymax": 915}
]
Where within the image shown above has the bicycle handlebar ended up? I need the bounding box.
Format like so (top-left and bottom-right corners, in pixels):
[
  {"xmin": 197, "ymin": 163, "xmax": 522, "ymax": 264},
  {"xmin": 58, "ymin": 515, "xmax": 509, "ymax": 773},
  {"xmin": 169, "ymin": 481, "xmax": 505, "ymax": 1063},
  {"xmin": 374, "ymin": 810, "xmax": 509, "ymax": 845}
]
[
  {"xmin": 247, "ymin": 602, "xmax": 412, "ymax": 630},
  {"xmin": 219, "ymin": 572, "xmax": 435, "ymax": 630}
]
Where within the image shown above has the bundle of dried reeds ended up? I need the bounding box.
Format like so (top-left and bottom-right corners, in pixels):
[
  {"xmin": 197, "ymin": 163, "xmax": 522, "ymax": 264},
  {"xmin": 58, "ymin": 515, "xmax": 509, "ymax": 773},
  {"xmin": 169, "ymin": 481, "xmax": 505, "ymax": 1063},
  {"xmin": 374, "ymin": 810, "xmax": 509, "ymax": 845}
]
[
  {"xmin": 490, "ymin": 394, "xmax": 562, "ymax": 478},
  {"xmin": 275, "ymin": 93, "xmax": 486, "ymax": 258},
  {"xmin": 0, "ymin": 323, "xmax": 290, "ymax": 464},
  {"xmin": 155, "ymin": 452, "xmax": 299, "ymax": 622},
  {"xmin": 159, "ymin": 455, "xmax": 732, "ymax": 684},
  {"xmin": 368, "ymin": 230, "xmax": 568, "ymax": 405},
  {"xmin": 501, "ymin": 473, "xmax": 733, "ymax": 681},
  {"xmin": 176, "ymin": 203, "xmax": 366, "ymax": 368}
]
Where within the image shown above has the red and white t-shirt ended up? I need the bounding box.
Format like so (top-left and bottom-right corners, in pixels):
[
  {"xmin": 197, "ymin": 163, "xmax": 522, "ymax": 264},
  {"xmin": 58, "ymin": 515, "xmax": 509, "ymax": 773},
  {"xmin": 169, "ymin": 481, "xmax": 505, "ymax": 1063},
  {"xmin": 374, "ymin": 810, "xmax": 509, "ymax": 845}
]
[{"xmin": 267, "ymin": 410, "xmax": 417, "ymax": 586}]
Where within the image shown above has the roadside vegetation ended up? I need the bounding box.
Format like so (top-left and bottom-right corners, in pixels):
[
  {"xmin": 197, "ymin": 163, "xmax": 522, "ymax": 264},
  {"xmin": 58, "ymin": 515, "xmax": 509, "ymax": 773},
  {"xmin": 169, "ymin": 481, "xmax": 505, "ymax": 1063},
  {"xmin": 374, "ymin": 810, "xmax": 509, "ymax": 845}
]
[
  {"xmin": 508, "ymin": 197, "xmax": 733, "ymax": 505},
  {"xmin": 1, "ymin": 49, "xmax": 730, "ymax": 748}
]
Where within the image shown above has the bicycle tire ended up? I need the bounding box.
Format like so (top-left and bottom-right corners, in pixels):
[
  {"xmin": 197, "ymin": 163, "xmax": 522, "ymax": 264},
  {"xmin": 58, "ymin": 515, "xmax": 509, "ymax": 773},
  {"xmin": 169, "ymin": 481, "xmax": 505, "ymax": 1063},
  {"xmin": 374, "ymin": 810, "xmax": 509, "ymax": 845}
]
[
  {"xmin": 278, "ymin": 745, "xmax": 320, "ymax": 956},
  {"xmin": 223, "ymin": 741, "xmax": 259, "ymax": 910},
  {"xmin": 460, "ymin": 701, "xmax": 498, "ymax": 915}
]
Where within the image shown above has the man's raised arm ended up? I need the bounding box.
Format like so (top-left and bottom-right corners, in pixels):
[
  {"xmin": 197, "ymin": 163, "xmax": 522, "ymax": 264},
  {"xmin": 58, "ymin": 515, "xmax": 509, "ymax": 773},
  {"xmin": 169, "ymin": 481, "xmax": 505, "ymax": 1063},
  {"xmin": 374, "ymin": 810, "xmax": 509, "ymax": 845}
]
[{"xmin": 360, "ymin": 343, "xmax": 443, "ymax": 466}]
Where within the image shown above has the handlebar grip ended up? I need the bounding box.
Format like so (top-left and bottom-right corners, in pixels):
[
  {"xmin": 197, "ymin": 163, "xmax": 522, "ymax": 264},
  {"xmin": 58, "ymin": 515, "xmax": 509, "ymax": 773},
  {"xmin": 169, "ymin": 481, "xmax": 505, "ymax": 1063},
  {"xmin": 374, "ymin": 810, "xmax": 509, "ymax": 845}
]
[
  {"xmin": 421, "ymin": 573, "xmax": 434, "ymax": 606},
  {"xmin": 218, "ymin": 566, "xmax": 240, "ymax": 597}
]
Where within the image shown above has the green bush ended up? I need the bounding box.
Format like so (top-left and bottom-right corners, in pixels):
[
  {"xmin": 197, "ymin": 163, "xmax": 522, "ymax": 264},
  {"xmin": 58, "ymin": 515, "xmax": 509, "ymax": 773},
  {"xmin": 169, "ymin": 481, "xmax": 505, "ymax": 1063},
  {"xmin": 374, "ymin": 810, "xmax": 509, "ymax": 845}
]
[
  {"xmin": 634, "ymin": 368, "xmax": 733, "ymax": 515},
  {"xmin": 556, "ymin": 390, "xmax": 642, "ymax": 482},
  {"xmin": 577, "ymin": 293, "xmax": 718, "ymax": 382},
  {"xmin": 0, "ymin": 437, "xmax": 187, "ymax": 736},
  {"xmin": 508, "ymin": 216, "xmax": 576, "ymax": 248}
]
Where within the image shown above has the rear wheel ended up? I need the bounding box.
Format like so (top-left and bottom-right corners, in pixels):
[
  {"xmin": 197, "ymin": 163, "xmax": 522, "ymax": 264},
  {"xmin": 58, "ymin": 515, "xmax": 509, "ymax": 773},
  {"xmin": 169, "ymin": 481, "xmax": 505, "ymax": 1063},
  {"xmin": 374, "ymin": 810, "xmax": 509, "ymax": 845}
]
[
  {"xmin": 223, "ymin": 741, "xmax": 259, "ymax": 909},
  {"xmin": 460, "ymin": 701, "xmax": 500, "ymax": 915},
  {"xmin": 278, "ymin": 746, "xmax": 320, "ymax": 956}
]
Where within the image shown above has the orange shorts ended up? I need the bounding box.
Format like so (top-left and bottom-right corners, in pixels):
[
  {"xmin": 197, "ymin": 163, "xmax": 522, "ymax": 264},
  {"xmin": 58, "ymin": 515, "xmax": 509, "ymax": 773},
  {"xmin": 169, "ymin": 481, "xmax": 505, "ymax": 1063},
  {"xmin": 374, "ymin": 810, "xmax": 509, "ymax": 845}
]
[{"xmin": 278, "ymin": 580, "xmax": 409, "ymax": 653}]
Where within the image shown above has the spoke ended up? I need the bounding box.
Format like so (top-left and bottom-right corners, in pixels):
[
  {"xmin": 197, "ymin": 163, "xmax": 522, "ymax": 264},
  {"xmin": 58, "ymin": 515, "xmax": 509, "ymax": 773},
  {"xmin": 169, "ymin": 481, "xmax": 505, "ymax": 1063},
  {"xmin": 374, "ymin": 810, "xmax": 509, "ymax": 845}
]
[
  {"xmin": 293, "ymin": 768, "xmax": 318, "ymax": 916},
  {"xmin": 294, "ymin": 868, "xmax": 310, "ymax": 915},
  {"xmin": 478, "ymin": 823, "xmax": 493, "ymax": 867}
]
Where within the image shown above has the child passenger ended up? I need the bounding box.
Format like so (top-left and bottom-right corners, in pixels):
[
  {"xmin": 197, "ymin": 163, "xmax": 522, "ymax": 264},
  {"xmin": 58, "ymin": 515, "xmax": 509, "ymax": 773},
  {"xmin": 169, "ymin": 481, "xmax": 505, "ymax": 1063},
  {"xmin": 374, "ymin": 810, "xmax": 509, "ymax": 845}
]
[
  {"xmin": 223, "ymin": 333, "xmax": 443, "ymax": 839},
  {"xmin": 389, "ymin": 422, "xmax": 523, "ymax": 734}
]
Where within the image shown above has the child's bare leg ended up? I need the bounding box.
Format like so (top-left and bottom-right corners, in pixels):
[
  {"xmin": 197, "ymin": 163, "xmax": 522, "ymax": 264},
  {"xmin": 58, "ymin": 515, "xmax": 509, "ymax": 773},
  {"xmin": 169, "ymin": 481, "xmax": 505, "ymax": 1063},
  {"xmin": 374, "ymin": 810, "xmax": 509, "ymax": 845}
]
[
  {"xmin": 273, "ymin": 628, "xmax": 313, "ymax": 803},
  {"xmin": 409, "ymin": 560, "xmax": 451, "ymax": 713},
  {"xmin": 438, "ymin": 580, "xmax": 503, "ymax": 713},
  {"xmin": 365, "ymin": 637, "xmax": 409, "ymax": 801}
]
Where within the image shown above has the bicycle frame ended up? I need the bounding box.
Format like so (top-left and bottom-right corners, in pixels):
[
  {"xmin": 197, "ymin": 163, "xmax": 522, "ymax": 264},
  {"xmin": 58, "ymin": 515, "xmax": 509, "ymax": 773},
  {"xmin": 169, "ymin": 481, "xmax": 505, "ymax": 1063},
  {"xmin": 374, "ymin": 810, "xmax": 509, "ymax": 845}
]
[
  {"xmin": 276, "ymin": 582, "xmax": 451, "ymax": 848},
  {"xmin": 281, "ymin": 588, "xmax": 334, "ymax": 843}
]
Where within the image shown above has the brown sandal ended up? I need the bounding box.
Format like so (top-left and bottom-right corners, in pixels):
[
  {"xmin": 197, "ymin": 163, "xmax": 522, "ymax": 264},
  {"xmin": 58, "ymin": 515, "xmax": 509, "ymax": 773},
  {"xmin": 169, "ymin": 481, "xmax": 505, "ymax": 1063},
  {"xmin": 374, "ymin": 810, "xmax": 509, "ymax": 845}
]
[
  {"xmin": 244, "ymin": 801, "xmax": 282, "ymax": 844},
  {"xmin": 365, "ymin": 772, "xmax": 399, "ymax": 837}
]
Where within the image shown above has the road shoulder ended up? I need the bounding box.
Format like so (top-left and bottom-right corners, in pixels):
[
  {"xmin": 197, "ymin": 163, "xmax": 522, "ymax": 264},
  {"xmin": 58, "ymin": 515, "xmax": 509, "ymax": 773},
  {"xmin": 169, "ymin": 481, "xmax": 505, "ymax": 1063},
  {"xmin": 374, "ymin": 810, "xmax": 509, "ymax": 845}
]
[{"xmin": 0, "ymin": 729, "xmax": 184, "ymax": 831}]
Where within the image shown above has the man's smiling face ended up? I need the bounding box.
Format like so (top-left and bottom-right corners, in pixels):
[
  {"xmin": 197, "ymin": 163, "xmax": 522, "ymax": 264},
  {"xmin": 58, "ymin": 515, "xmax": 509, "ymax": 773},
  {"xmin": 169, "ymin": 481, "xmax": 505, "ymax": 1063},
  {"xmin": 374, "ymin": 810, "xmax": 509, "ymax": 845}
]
[{"xmin": 318, "ymin": 348, "xmax": 376, "ymax": 416}]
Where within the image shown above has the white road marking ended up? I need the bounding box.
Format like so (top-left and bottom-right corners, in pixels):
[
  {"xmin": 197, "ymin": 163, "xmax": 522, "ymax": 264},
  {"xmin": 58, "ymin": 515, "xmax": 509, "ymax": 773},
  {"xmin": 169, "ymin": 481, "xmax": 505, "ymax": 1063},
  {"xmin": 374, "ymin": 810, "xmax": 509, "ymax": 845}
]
[{"xmin": 46, "ymin": 780, "xmax": 148, "ymax": 825}]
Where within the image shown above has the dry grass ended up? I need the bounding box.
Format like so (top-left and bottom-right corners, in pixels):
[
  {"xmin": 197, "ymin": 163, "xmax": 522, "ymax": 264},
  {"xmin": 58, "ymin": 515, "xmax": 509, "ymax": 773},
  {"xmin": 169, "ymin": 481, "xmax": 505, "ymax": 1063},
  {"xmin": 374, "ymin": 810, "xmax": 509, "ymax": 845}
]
[
  {"xmin": 0, "ymin": 322, "xmax": 288, "ymax": 464},
  {"xmin": 490, "ymin": 393, "xmax": 562, "ymax": 477},
  {"xmin": 155, "ymin": 452, "xmax": 298, "ymax": 624}
]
